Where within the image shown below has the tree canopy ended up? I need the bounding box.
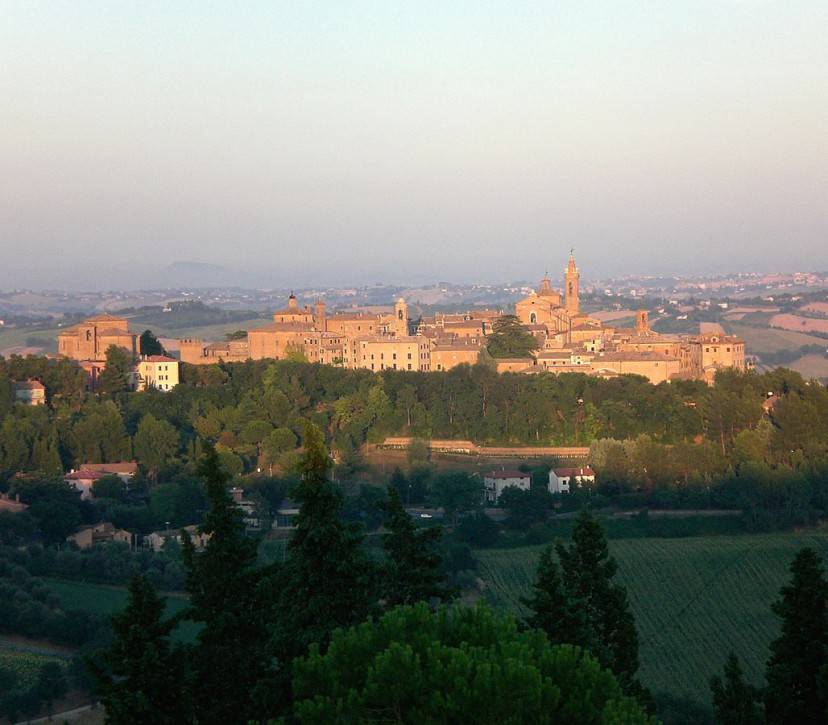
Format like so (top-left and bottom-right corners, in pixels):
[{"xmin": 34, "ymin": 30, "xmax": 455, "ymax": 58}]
[
  {"xmin": 486, "ymin": 314, "xmax": 539, "ymax": 359},
  {"xmin": 290, "ymin": 602, "xmax": 655, "ymax": 724}
]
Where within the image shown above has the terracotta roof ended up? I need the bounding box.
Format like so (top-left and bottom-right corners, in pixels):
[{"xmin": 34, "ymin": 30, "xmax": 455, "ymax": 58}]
[
  {"xmin": 65, "ymin": 470, "xmax": 106, "ymax": 481},
  {"xmin": 553, "ymin": 466, "xmax": 595, "ymax": 478},
  {"xmin": 486, "ymin": 470, "xmax": 531, "ymax": 480},
  {"xmin": 249, "ymin": 322, "xmax": 316, "ymax": 333},
  {"xmin": 141, "ymin": 355, "xmax": 177, "ymax": 362}
]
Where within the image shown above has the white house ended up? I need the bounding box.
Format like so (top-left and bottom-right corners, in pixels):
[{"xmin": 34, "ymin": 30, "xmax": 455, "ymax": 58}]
[
  {"xmin": 548, "ymin": 466, "xmax": 596, "ymax": 494},
  {"xmin": 483, "ymin": 470, "xmax": 532, "ymax": 504}
]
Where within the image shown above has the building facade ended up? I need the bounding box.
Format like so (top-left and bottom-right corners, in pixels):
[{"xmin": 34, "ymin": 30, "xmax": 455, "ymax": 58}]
[{"xmin": 160, "ymin": 252, "xmax": 749, "ymax": 385}]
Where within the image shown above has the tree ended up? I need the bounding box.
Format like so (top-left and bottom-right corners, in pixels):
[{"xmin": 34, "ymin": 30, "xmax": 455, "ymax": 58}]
[
  {"xmin": 498, "ymin": 485, "xmax": 553, "ymax": 529},
  {"xmin": 89, "ymin": 574, "xmax": 189, "ymax": 724},
  {"xmin": 134, "ymin": 414, "xmax": 179, "ymax": 480},
  {"xmin": 710, "ymin": 653, "xmax": 763, "ymax": 725},
  {"xmin": 70, "ymin": 400, "xmax": 131, "ymax": 464},
  {"xmin": 486, "ymin": 315, "xmax": 538, "ymax": 359},
  {"xmin": 522, "ymin": 544, "xmax": 590, "ymax": 650},
  {"xmin": 430, "ymin": 471, "xmax": 483, "ymax": 524},
  {"xmin": 264, "ymin": 422, "xmax": 377, "ymax": 709},
  {"xmin": 34, "ymin": 661, "xmax": 67, "ymax": 716},
  {"xmin": 290, "ymin": 603, "xmax": 654, "ymax": 724},
  {"xmin": 30, "ymin": 497, "xmax": 83, "ymax": 545},
  {"xmin": 181, "ymin": 444, "xmax": 268, "ymax": 725},
  {"xmin": 91, "ymin": 474, "xmax": 126, "ymax": 501},
  {"xmin": 764, "ymin": 547, "xmax": 828, "ymax": 725},
  {"xmin": 98, "ymin": 345, "xmax": 134, "ymax": 396},
  {"xmin": 261, "ymin": 427, "xmax": 297, "ymax": 474},
  {"xmin": 139, "ymin": 330, "xmax": 165, "ymax": 357},
  {"xmin": 556, "ymin": 511, "xmax": 642, "ymax": 690},
  {"xmin": 524, "ymin": 511, "xmax": 644, "ymax": 697},
  {"xmin": 381, "ymin": 485, "xmax": 452, "ymax": 606}
]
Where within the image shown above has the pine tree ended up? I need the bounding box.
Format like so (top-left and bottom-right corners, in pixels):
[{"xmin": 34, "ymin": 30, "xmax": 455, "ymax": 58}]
[
  {"xmin": 764, "ymin": 547, "xmax": 828, "ymax": 725},
  {"xmin": 381, "ymin": 485, "xmax": 452, "ymax": 606},
  {"xmin": 710, "ymin": 653, "xmax": 763, "ymax": 725},
  {"xmin": 182, "ymin": 443, "xmax": 268, "ymax": 725},
  {"xmin": 555, "ymin": 510, "xmax": 641, "ymax": 687},
  {"xmin": 521, "ymin": 544, "xmax": 590, "ymax": 649},
  {"xmin": 264, "ymin": 422, "xmax": 377, "ymax": 708},
  {"xmin": 89, "ymin": 574, "xmax": 189, "ymax": 724}
]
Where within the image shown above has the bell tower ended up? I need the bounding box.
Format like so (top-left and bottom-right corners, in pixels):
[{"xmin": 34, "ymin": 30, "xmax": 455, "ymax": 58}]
[
  {"xmin": 564, "ymin": 250, "xmax": 580, "ymax": 315},
  {"xmin": 393, "ymin": 298, "xmax": 409, "ymax": 336},
  {"xmin": 314, "ymin": 298, "xmax": 327, "ymax": 332}
]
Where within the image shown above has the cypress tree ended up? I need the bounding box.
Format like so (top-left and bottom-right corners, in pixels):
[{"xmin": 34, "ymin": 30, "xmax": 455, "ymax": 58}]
[
  {"xmin": 182, "ymin": 444, "xmax": 268, "ymax": 725},
  {"xmin": 381, "ymin": 485, "xmax": 453, "ymax": 606},
  {"xmin": 89, "ymin": 574, "xmax": 189, "ymax": 724},
  {"xmin": 710, "ymin": 653, "xmax": 763, "ymax": 725},
  {"xmin": 764, "ymin": 547, "xmax": 828, "ymax": 725}
]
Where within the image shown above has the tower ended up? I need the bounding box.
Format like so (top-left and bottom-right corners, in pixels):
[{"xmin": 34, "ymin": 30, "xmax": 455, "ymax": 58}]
[
  {"xmin": 393, "ymin": 298, "xmax": 409, "ymax": 336},
  {"xmin": 314, "ymin": 299, "xmax": 327, "ymax": 331},
  {"xmin": 636, "ymin": 310, "xmax": 649, "ymax": 334},
  {"xmin": 288, "ymin": 292, "xmax": 298, "ymax": 310},
  {"xmin": 564, "ymin": 251, "xmax": 579, "ymax": 315}
]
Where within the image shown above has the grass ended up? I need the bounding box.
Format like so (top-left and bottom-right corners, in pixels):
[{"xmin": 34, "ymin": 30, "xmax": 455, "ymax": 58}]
[
  {"xmin": 475, "ymin": 529, "xmax": 828, "ymax": 706},
  {"xmin": 43, "ymin": 578, "xmax": 199, "ymax": 642}
]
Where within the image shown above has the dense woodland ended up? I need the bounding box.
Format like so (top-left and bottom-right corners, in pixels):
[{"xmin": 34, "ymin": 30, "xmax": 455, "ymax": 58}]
[
  {"xmin": 2, "ymin": 354, "xmax": 827, "ymax": 472},
  {"xmin": 2, "ymin": 354, "xmax": 828, "ymax": 545}
]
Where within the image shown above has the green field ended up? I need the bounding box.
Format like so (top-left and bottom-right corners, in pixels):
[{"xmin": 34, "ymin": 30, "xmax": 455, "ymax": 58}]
[
  {"xmin": 44, "ymin": 578, "xmax": 199, "ymax": 642},
  {"xmin": 476, "ymin": 529, "xmax": 828, "ymax": 706}
]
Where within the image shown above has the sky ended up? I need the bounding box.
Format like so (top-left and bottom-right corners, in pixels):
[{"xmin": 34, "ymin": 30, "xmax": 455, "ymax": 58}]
[{"xmin": 1, "ymin": 1, "xmax": 826, "ymax": 290}]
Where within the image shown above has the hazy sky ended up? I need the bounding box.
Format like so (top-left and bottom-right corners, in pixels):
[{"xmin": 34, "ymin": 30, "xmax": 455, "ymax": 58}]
[{"xmin": 2, "ymin": 1, "xmax": 826, "ymax": 290}]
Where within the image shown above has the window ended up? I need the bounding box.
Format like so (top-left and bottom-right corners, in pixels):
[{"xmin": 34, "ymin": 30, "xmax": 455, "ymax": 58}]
[
  {"xmin": 408, "ymin": 353, "xmax": 412, "ymax": 359},
  {"xmin": 407, "ymin": 364, "xmax": 412, "ymax": 370}
]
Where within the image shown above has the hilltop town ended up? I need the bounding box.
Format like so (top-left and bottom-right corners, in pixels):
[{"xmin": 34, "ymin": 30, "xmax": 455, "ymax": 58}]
[{"xmin": 52, "ymin": 253, "xmax": 745, "ymax": 391}]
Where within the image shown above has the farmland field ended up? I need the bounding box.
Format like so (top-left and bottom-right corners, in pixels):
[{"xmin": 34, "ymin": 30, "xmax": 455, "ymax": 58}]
[
  {"xmin": 44, "ymin": 578, "xmax": 199, "ymax": 642},
  {"xmin": 722, "ymin": 321, "xmax": 827, "ymax": 354},
  {"xmin": 476, "ymin": 529, "xmax": 828, "ymax": 705},
  {"xmin": 789, "ymin": 353, "xmax": 828, "ymax": 381}
]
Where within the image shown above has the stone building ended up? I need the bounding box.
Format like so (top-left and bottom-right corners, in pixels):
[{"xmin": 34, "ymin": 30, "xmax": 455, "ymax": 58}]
[
  {"xmin": 170, "ymin": 252, "xmax": 747, "ymax": 385},
  {"xmin": 58, "ymin": 314, "xmax": 137, "ymax": 362}
]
